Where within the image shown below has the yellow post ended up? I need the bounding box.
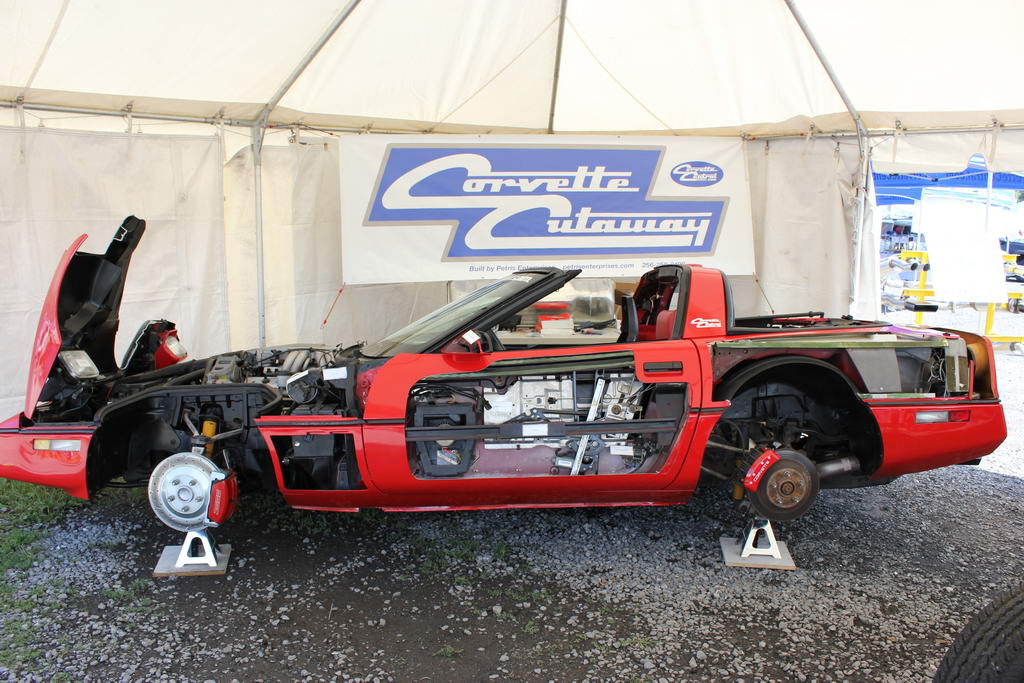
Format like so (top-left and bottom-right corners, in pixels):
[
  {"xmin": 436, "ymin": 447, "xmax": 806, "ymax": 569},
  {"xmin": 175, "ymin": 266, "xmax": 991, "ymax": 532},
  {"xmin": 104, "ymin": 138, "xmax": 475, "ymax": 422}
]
[
  {"xmin": 985, "ymin": 303, "xmax": 997, "ymax": 336},
  {"xmin": 913, "ymin": 255, "xmax": 929, "ymax": 325}
]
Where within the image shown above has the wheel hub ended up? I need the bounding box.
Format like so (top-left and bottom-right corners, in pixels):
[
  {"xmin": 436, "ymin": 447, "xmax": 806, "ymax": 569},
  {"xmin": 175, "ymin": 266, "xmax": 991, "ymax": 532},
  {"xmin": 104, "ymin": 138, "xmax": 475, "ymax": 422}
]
[{"xmin": 765, "ymin": 466, "xmax": 809, "ymax": 509}]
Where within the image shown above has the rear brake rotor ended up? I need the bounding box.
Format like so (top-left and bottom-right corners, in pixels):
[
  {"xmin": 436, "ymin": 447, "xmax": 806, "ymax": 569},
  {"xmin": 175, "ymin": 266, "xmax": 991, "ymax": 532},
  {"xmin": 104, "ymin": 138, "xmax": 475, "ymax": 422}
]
[
  {"xmin": 747, "ymin": 450, "xmax": 820, "ymax": 522},
  {"xmin": 148, "ymin": 453, "xmax": 225, "ymax": 532}
]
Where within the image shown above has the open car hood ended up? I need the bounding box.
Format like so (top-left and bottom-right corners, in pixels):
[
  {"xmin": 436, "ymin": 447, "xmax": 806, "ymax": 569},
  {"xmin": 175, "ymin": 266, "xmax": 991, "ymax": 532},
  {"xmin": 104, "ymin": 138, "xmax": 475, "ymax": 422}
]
[{"xmin": 24, "ymin": 216, "xmax": 146, "ymax": 418}]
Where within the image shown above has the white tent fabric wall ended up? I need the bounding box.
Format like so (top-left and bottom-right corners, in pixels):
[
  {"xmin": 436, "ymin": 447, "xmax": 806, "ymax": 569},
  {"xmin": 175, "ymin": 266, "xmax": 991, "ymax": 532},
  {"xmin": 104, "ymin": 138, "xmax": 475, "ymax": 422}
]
[
  {"xmin": 224, "ymin": 140, "xmax": 343, "ymax": 348},
  {"xmin": 223, "ymin": 140, "xmax": 448, "ymax": 351},
  {"xmin": 0, "ymin": 127, "xmax": 229, "ymax": 418},
  {"xmin": 745, "ymin": 136, "xmax": 880, "ymax": 319}
]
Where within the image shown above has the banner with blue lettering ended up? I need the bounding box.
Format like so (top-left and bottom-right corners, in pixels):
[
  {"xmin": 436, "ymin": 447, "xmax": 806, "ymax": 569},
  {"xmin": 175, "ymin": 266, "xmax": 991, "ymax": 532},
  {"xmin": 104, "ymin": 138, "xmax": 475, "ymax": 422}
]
[{"xmin": 340, "ymin": 135, "xmax": 754, "ymax": 283}]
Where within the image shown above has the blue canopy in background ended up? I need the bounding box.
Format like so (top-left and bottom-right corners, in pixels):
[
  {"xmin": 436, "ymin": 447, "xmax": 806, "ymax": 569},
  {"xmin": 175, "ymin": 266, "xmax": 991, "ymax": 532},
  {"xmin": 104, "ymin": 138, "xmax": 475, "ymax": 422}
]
[{"xmin": 874, "ymin": 165, "xmax": 1024, "ymax": 205}]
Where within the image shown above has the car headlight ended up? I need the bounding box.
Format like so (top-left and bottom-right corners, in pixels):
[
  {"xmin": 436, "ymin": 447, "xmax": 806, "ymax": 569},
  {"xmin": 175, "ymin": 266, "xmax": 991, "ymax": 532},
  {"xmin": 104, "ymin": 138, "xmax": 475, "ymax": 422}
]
[
  {"xmin": 163, "ymin": 332, "xmax": 188, "ymax": 360},
  {"xmin": 286, "ymin": 369, "xmax": 320, "ymax": 404},
  {"xmin": 58, "ymin": 350, "xmax": 100, "ymax": 379}
]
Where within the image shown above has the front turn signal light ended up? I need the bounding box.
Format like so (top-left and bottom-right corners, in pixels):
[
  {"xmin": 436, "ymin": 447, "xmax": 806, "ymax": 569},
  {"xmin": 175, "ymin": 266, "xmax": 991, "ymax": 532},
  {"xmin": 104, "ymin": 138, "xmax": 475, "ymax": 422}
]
[{"xmin": 33, "ymin": 439, "xmax": 82, "ymax": 452}]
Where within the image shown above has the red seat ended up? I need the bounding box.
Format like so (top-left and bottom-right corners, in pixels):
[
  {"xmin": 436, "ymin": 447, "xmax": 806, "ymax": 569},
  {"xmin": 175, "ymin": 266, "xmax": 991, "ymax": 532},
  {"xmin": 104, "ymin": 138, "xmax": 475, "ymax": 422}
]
[{"xmin": 655, "ymin": 310, "xmax": 676, "ymax": 339}]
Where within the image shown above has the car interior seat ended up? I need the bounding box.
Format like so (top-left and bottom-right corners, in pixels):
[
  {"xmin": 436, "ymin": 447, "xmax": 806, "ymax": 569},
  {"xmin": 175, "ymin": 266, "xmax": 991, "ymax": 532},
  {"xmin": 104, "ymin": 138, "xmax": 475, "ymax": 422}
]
[{"xmin": 655, "ymin": 309, "xmax": 676, "ymax": 340}]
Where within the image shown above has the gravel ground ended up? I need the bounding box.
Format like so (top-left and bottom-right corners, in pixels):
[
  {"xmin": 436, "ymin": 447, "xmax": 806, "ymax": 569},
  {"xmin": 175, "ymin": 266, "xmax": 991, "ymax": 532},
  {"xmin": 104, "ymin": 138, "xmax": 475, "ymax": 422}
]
[{"xmin": 1, "ymin": 310, "xmax": 1023, "ymax": 682}]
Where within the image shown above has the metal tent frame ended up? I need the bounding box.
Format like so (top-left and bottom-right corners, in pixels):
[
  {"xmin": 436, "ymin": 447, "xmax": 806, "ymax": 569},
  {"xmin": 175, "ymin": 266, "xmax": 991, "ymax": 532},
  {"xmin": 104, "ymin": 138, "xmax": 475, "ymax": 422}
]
[
  {"xmin": 2, "ymin": 0, "xmax": 1014, "ymax": 345},
  {"xmin": 248, "ymin": 0, "xmax": 363, "ymax": 346}
]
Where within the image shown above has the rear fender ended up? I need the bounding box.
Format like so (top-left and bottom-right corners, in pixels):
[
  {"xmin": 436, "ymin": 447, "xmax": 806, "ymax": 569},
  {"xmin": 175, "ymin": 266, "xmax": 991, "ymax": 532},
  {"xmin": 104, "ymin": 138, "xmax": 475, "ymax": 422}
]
[{"xmin": 713, "ymin": 355, "xmax": 861, "ymax": 401}]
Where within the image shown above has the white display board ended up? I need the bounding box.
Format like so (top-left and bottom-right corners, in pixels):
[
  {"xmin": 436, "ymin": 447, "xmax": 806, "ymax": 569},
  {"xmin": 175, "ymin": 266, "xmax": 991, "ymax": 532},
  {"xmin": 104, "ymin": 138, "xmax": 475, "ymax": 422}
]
[
  {"xmin": 918, "ymin": 190, "xmax": 1008, "ymax": 303},
  {"xmin": 340, "ymin": 135, "xmax": 755, "ymax": 284}
]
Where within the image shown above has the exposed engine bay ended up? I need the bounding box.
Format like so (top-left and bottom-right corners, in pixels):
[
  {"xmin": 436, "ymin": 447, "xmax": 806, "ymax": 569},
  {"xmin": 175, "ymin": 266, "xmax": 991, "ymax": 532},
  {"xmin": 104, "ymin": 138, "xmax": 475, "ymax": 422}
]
[{"xmin": 34, "ymin": 338, "xmax": 364, "ymax": 495}]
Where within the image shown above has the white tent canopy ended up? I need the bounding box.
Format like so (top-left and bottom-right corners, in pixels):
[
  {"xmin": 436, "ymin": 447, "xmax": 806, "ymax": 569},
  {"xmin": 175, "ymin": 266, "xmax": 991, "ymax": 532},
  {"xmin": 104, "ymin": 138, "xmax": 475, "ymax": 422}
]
[
  {"xmin": 3, "ymin": 0, "xmax": 1024, "ymax": 137},
  {"xmin": 1, "ymin": 0, "xmax": 1021, "ymax": 364}
]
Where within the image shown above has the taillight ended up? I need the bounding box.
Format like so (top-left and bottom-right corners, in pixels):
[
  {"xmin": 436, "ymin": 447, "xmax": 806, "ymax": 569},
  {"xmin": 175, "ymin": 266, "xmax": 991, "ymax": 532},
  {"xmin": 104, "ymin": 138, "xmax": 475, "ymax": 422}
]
[{"xmin": 915, "ymin": 409, "xmax": 971, "ymax": 424}]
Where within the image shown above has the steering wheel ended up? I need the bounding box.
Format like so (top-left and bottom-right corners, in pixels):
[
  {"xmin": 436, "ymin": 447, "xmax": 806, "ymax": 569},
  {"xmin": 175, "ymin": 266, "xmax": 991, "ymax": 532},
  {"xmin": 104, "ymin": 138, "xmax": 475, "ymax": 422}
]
[
  {"xmin": 479, "ymin": 327, "xmax": 505, "ymax": 353},
  {"xmin": 444, "ymin": 328, "xmax": 504, "ymax": 354}
]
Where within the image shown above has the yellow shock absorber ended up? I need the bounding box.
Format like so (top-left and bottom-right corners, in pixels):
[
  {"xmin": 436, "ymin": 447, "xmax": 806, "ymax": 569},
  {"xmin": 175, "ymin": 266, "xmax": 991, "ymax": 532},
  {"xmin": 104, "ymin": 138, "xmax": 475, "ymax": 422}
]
[
  {"xmin": 732, "ymin": 458, "xmax": 745, "ymax": 500},
  {"xmin": 202, "ymin": 420, "xmax": 218, "ymax": 457}
]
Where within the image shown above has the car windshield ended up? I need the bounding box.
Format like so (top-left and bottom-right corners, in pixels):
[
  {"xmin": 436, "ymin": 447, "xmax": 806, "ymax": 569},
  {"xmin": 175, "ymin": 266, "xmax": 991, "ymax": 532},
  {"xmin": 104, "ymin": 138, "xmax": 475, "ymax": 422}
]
[{"xmin": 360, "ymin": 271, "xmax": 550, "ymax": 357}]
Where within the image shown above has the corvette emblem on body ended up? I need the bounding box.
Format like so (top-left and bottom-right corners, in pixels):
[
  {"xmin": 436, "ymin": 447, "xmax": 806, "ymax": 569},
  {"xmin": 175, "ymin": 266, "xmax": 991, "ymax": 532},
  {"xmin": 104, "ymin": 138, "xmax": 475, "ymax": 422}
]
[{"xmin": 366, "ymin": 146, "xmax": 729, "ymax": 258}]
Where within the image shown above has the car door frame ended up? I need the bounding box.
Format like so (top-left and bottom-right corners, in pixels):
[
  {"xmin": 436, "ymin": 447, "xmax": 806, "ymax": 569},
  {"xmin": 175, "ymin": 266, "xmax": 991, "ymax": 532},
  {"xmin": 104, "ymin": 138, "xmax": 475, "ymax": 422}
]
[{"xmin": 359, "ymin": 338, "xmax": 704, "ymax": 507}]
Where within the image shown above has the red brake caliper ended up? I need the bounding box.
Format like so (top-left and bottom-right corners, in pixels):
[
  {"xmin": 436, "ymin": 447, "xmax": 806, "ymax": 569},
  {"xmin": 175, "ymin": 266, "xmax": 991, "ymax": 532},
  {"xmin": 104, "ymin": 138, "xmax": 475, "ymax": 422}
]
[{"xmin": 743, "ymin": 449, "xmax": 781, "ymax": 493}]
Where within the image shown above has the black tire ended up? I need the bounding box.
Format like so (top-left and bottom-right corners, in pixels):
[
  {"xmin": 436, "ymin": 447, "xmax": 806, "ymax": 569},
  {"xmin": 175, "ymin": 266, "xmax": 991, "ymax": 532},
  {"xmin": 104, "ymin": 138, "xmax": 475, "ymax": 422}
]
[
  {"xmin": 747, "ymin": 449, "xmax": 820, "ymax": 522},
  {"xmin": 935, "ymin": 584, "xmax": 1024, "ymax": 682}
]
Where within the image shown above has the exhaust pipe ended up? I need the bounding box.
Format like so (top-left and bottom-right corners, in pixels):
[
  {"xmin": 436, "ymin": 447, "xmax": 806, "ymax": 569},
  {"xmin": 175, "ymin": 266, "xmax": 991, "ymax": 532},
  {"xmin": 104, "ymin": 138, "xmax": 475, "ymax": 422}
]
[
  {"xmin": 887, "ymin": 257, "xmax": 918, "ymax": 271},
  {"xmin": 816, "ymin": 456, "xmax": 860, "ymax": 479}
]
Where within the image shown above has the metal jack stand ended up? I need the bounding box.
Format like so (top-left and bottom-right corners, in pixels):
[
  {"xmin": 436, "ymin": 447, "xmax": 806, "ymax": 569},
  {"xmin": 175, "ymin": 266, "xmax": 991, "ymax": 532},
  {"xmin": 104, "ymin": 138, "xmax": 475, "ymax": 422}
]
[
  {"xmin": 720, "ymin": 517, "xmax": 796, "ymax": 570},
  {"xmin": 153, "ymin": 528, "xmax": 232, "ymax": 577}
]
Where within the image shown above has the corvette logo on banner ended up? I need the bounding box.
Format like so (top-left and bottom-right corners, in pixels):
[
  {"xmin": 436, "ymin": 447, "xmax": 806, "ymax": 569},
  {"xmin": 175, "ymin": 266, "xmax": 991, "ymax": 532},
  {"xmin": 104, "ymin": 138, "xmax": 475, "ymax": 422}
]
[{"xmin": 340, "ymin": 136, "xmax": 754, "ymax": 284}]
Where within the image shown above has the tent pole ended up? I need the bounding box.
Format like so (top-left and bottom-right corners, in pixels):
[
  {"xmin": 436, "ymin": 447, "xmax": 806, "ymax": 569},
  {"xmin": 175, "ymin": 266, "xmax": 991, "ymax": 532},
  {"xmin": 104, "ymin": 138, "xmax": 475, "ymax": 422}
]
[
  {"xmin": 256, "ymin": 0, "xmax": 362, "ymax": 130},
  {"xmin": 782, "ymin": 0, "xmax": 870, "ymax": 314},
  {"xmin": 985, "ymin": 164, "xmax": 994, "ymax": 239},
  {"xmin": 5, "ymin": 100, "xmax": 1024, "ymax": 141},
  {"xmin": 0, "ymin": 100, "xmax": 250, "ymax": 126},
  {"xmin": 547, "ymin": 0, "xmax": 569, "ymax": 134},
  {"xmin": 251, "ymin": 123, "xmax": 268, "ymax": 348},
  {"xmin": 248, "ymin": 0, "xmax": 361, "ymax": 348}
]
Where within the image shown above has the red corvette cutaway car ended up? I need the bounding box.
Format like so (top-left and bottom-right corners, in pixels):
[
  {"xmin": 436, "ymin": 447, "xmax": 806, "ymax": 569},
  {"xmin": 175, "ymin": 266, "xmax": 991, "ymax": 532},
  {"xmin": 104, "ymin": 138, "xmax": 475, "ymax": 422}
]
[{"xmin": 0, "ymin": 217, "xmax": 1007, "ymax": 533}]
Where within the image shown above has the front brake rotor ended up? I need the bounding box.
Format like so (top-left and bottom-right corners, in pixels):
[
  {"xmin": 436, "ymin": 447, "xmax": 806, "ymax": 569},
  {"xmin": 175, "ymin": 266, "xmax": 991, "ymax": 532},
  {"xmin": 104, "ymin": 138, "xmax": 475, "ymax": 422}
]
[{"xmin": 148, "ymin": 453, "xmax": 226, "ymax": 532}]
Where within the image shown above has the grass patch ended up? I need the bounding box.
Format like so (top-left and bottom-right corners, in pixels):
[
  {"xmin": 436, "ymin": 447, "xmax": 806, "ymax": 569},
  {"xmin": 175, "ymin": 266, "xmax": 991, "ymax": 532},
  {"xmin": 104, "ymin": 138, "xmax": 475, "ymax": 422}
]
[
  {"xmin": 242, "ymin": 493, "xmax": 396, "ymax": 538},
  {"xmin": 0, "ymin": 618, "xmax": 41, "ymax": 667},
  {"xmin": 102, "ymin": 578, "xmax": 151, "ymax": 604},
  {"xmin": 0, "ymin": 480, "xmax": 84, "ymax": 669},
  {"xmin": 90, "ymin": 486, "xmax": 147, "ymax": 506},
  {"xmin": 411, "ymin": 534, "xmax": 483, "ymax": 575},
  {"xmin": 509, "ymin": 587, "xmax": 553, "ymax": 604},
  {"xmin": 620, "ymin": 635, "xmax": 656, "ymax": 650},
  {"xmin": 0, "ymin": 479, "xmax": 82, "ymax": 526},
  {"xmin": 0, "ymin": 528, "xmax": 45, "ymax": 573},
  {"xmin": 0, "ymin": 480, "xmax": 82, "ymax": 579},
  {"xmin": 433, "ymin": 646, "xmax": 464, "ymax": 658},
  {"xmin": 124, "ymin": 596, "xmax": 157, "ymax": 615}
]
